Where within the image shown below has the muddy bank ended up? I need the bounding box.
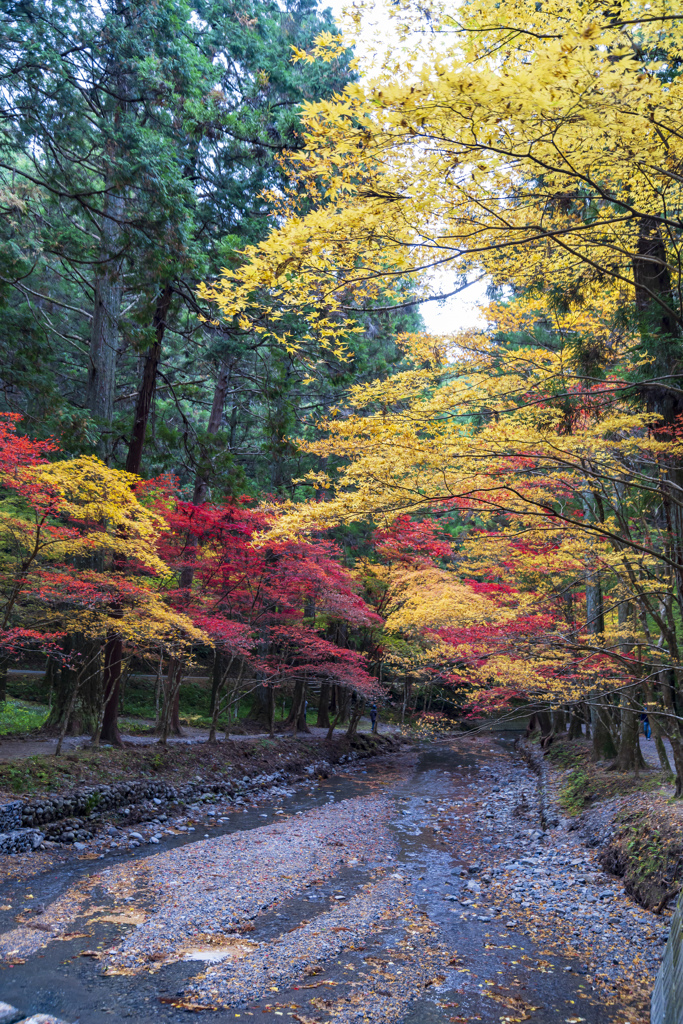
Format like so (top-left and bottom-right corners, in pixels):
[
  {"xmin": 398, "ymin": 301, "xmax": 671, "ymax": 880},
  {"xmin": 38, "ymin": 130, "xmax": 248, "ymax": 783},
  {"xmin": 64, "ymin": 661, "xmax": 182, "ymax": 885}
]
[{"xmin": 0, "ymin": 731, "xmax": 401, "ymax": 802}]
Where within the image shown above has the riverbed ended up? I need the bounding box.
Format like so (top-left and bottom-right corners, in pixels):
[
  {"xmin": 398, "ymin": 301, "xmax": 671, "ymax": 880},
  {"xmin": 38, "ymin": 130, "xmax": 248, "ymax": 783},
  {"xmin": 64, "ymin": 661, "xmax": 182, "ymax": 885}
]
[{"xmin": 0, "ymin": 737, "xmax": 658, "ymax": 1023}]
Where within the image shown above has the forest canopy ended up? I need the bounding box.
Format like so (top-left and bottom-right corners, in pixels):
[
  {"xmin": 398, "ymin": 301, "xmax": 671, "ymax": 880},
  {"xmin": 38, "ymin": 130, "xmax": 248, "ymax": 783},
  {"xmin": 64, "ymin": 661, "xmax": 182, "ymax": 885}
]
[{"xmin": 2, "ymin": 0, "xmax": 683, "ymax": 793}]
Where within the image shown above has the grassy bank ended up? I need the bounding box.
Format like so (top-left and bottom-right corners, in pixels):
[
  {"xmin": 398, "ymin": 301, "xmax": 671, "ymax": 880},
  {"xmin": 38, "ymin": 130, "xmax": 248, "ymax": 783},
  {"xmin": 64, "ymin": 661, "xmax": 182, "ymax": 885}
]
[{"xmin": 545, "ymin": 738, "xmax": 663, "ymax": 815}]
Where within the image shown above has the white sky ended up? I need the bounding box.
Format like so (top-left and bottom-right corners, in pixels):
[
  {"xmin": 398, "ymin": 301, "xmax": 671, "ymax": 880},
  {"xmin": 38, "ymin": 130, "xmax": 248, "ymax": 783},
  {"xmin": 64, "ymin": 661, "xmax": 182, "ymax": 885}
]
[
  {"xmin": 419, "ymin": 275, "xmax": 488, "ymax": 334},
  {"xmin": 323, "ymin": 0, "xmax": 488, "ymax": 335}
]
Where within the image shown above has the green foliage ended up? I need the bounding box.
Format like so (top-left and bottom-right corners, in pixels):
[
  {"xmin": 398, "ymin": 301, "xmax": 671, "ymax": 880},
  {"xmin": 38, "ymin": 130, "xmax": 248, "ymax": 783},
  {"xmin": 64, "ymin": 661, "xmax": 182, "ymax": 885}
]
[
  {"xmin": 84, "ymin": 791, "xmax": 101, "ymax": 814},
  {"xmin": 0, "ymin": 698, "xmax": 49, "ymax": 736}
]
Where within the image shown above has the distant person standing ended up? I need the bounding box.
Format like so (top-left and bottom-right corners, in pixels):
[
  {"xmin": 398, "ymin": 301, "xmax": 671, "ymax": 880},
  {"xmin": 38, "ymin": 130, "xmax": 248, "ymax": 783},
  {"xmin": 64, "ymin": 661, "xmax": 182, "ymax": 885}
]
[
  {"xmin": 641, "ymin": 711, "xmax": 651, "ymax": 739},
  {"xmin": 371, "ymin": 704, "xmax": 378, "ymax": 734}
]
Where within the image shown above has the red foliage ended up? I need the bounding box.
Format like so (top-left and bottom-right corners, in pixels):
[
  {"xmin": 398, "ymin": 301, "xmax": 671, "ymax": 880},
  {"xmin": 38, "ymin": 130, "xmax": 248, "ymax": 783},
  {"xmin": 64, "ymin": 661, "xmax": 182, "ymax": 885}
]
[
  {"xmin": 0, "ymin": 413, "xmax": 57, "ymax": 480},
  {"xmin": 0, "ymin": 627, "xmax": 66, "ymax": 660},
  {"xmin": 373, "ymin": 515, "xmax": 452, "ymax": 565},
  {"xmin": 155, "ymin": 494, "xmax": 382, "ymax": 696}
]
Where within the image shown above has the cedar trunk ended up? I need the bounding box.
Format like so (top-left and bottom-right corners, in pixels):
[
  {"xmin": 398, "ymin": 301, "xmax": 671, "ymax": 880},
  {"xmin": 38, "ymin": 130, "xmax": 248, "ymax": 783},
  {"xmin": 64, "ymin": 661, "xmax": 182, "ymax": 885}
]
[
  {"xmin": 87, "ymin": 190, "xmax": 124, "ymax": 442},
  {"xmin": 179, "ymin": 360, "xmax": 231, "ymax": 590},
  {"xmin": 316, "ymin": 683, "xmax": 331, "ymax": 729},
  {"xmin": 125, "ymin": 284, "xmax": 173, "ymax": 474}
]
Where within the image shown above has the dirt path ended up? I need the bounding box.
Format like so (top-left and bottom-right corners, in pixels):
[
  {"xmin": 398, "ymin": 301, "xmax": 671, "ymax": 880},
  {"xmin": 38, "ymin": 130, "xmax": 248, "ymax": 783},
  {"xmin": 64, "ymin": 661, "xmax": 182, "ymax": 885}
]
[
  {"xmin": 0, "ymin": 737, "xmax": 659, "ymax": 1023},
  {"xmin": 639, "ymin": 734, "xmax": 675, "ymax": 771},
  {"xmin": 0, "ymin": 718, "xmax": 397, "ymax": 763}
]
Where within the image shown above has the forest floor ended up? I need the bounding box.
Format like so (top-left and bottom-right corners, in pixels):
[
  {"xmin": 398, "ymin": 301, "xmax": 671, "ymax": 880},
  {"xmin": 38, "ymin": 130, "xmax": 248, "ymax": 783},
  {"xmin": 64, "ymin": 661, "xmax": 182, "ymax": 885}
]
[
  {"xmin": 0, "ymin": 734, "xmax": 666, "ymax": 1024},
  {"xmin": 0, "ymin": 714, "xmax": 397, "ymax": 765}
]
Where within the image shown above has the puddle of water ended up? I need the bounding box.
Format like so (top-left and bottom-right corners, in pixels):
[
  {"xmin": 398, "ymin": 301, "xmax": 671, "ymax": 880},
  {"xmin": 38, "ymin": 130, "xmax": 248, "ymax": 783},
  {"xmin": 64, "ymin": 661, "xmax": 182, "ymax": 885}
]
[{"xmin": 180, "ymin": 937, "xmax": 259, "ymax": 964}]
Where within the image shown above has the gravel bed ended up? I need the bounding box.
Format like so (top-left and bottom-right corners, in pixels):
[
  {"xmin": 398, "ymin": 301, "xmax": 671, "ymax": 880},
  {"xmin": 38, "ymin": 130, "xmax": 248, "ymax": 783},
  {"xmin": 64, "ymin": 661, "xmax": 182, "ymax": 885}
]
[
  {"xmin": 0, "ymin": 795, "xmax": 394, "ymax": 970},
  {"xmin": 181, "ymin": 876, "xmax": 404, "ymax": 1008},
  {"xmin": 179, "ymin": 880, "xmax": 450, "ymax": 1021},
  {"xmin": 426, "ymin": 738, "xmax": 665, "ymax": 1017},
  {"xmin": 101, "ymin": 794, "xmax": 394, "ymax": 975}
]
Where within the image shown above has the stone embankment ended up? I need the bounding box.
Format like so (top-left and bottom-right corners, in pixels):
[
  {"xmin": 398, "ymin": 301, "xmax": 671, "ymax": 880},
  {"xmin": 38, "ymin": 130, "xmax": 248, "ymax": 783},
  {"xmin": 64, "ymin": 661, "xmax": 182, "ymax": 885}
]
[{"xmin": 0, "ymin": 733, "xmax": 401, "ymax": 856}]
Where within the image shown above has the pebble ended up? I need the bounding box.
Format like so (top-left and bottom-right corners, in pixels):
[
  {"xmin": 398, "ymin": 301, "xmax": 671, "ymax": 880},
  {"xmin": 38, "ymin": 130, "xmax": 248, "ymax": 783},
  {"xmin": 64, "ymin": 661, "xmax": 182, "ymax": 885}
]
[
  {"xmin": 431, "ymin": 743, "xmax": 668, "ymax": 992},
  {"xmin": 95, "ymin": 796, "xmax": 394, "ymax": 976}
]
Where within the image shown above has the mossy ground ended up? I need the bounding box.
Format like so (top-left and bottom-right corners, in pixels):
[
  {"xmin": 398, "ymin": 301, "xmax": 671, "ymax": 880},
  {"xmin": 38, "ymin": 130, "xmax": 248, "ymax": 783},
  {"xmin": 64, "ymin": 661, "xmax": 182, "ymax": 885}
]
[
  {"xmin": 545, "ymin": 738, "xmax": 664, "ymax": 815},
  {"xmin": 600, "ymin": 799, "xmax": 683, "ymax": 910},
  {"xmin": 0, "ymin": 698, "xmax": 49, "ymax": 736}
]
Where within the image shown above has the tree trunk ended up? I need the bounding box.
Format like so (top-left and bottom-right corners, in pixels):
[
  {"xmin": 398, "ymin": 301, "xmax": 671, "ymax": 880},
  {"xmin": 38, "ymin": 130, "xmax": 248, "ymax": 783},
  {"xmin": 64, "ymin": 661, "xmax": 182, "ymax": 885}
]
[
  {"xmin": 552, "ymin": 708, "xmax": 566, "ymax": 735},
  {"xmin": 296, "ymin": 682, "xmax": 310, "ymax": 733},
  {"xmin": 209, "ymin": 656, "xmax": 228, "ymax": 744},
  {"xmin": 285, "ymin": 679, "xmax": 303, "ymax": 729},
  {"xmin": 45, "ymin": 638, "xmax": 72, "ymax": 732},
  {"xmin": 269, "ymin": 683, "xmax": 275, "ymax": 738},
  {"xmin": 586, "ymin": 576, "xmax": 605, "ymax": 636},
  {"xmin": 667, "ymin": 734, "xmax": 683, "ymax": 798},
  {"xmin": 568, "ymin": 705, "xmax": 583, "ymax": 739},
  {"xmin": 160, "ymin": 658, "xmax": 183, "ymax": 744},
  {"xmin": 251, "ymin": 681, "xmax": 271, "ymax": 726},
  {"xmin": 346, "ymin": 697, "xmax": 364, "ymax": 738},
  {"xmin": 633, "ymin": 216, "xmax": 678, "ymax": 359},
  {"xmin": 56, "ymin": 670, "xmax": 82, "ymax": 756},
  {"xmin": 526, "ymin": 709, "xmax": 554, "ymax": 746},
  {"xmin": 581, "ymin": 701, "xmax": 591, "ymax": 739},
  {"xmin": 210, "ymin": 650, "xmax": 222, "ymax": 717},
  {"xmin": 613, "ymin": 601, "xmax": 646, "ymax": 771},
  {"xmin": 584, "ymin": 536, "xmax": 614, "ymax": 759},
  {"xmin": 171, "ymin": 683, "xmax": 182, "ymax": 736},
  {"xmin": 660, "ymin": 669, "xmax": 683, "ymax": 795},
  {"xmin": 100, "ymin": 634, "xmax": 123, "ymax": 746},
  {"xmin": 179, "ymin": 359, "xmax": 231, "ymax": 590},
  {"xmin": 45, "ymin": 657, "xmax": 55, "ymax": 709},
  {"xmin": 316, "ymin": 682, "xmax": 331, "ymax": 729},
  {"xmin": 326, "ymin": 711, "xmax": 341, "ymax": 741},
  {"xmin": 125, "ymin": 283, "xmax": 173, "ymax": 475},
  {"xmin": 154, "ymin": 651, "xmax": 163, "ymax": 730},
  {"xmin": 591, "ymin": 698, "xmax": 617, "ymax": 761},
  {"xmin": 87, "ymin": 190, "xmax": 124, "ymax": 444},
  {"xmin": 613, "ymin": 687, "xmax": 646, "ymax": 771},
  {"xmin": 652, "ymin": 715, "xmax": 674, "ymax": 773},
  {"xmin": 338, "ymin": 686, "xmax": 350, "ymax": 725}
]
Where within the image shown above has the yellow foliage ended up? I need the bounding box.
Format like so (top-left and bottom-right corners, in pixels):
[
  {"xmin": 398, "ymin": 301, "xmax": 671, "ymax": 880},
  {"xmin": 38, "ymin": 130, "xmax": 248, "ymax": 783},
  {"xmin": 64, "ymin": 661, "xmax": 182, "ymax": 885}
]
[{"xmin": 26, "ymin": 456, "xmax": 167, "ymax": 574}]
